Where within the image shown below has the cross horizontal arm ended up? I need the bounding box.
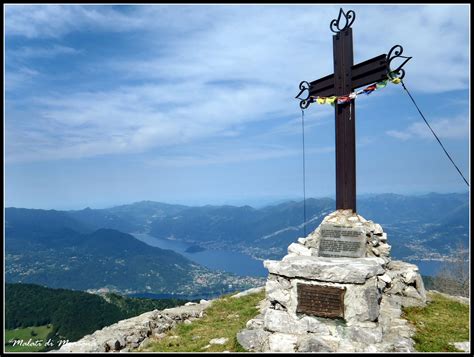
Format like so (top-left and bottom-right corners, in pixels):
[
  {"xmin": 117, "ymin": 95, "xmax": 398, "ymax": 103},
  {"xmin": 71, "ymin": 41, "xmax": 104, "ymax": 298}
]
[{"xmin": 308, "ymin": 54, "xmax": 387, "ymax": 98}]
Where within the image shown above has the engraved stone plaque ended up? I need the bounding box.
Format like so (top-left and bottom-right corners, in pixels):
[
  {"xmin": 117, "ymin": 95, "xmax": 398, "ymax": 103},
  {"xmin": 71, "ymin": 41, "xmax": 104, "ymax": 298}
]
[
  {"xmin": 296, "ymin": 283, "xmax": 345, "ymax": 319},
  {"xmin": 318, "ymin": 223, "xmax": 366, "ymax": 258}
]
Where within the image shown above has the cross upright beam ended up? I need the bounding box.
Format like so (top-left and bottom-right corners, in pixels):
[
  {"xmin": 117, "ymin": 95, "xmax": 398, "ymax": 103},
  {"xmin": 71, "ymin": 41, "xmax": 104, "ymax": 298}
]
[{"xmin": 333, "ymin": 27, "xmax": 356, "ymax": 211}]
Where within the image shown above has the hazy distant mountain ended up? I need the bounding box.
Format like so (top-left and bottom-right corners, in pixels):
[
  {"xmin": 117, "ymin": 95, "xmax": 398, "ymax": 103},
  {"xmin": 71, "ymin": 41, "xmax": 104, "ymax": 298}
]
[
  {"xmin": 420, "ymin": 201, "xmax": 469, "ymax": 252},
  {"xmin": 5, "ymin": 208, "xmax": 262, "ymax": 295},
  {"xmin": 90, "ymin": 193, "xmax": 469, "ymax": 259},
  {"xmin": 64, "ymin": 192, "xmax": 468, "ymax": 260},
  {"xmin": 5, "ymin": 193, "xmax": 469, "ymax": 295},
  {"xmin": 356, "ymin": 192, "xmax": 468, "ymax": 224},
  {"xmin": 6, "ymin": 207, "xmax": 89, "ymax": 236},
  {"xmin": 67, "ymin": 201, "xmax": 188, "ymax": 233}
]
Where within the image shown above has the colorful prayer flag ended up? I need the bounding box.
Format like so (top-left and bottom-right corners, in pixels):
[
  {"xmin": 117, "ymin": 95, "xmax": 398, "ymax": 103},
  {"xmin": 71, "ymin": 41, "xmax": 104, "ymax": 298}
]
[
  {"xmin": 363, "ymin": 85, "xmax": 377, "ymax": 94},
  {"xmin": 305, "ymin": 77, "xmax": 396, "ymax": 107},
  {"xmin": 376, "ymin": 80, "xmax": 388, "ymax": 89},
  {"xmin": 337, "ymin": 96, "xmax": 351, "ymax": 104}
]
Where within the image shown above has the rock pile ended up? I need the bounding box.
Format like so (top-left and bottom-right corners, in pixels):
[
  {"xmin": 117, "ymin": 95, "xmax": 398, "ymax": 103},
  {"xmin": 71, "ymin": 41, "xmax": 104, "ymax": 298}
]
[
  {"xmin": 53, "ymin": 300, "xmax": 211, "ymax": 352},
  {"xmin": 289, "ymin": 209, "xmax": 392, "ymax": 259},
  {"xmin": 237, "ymin": 210, "xmax": 427, "ymax": 352}
]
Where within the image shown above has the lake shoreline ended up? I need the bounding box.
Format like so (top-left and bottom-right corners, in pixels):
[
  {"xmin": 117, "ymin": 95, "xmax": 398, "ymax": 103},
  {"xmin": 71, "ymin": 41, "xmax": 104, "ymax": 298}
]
[{"xmin": 132, "ymin": 233, "xmax": 445, "ymax": 278}]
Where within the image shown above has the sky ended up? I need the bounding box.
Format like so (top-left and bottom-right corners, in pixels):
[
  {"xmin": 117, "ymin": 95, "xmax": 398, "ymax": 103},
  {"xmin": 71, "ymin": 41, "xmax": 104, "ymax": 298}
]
[{"xmin": 4, "ymin": 4, "xmax": 470, "ymax": 209}]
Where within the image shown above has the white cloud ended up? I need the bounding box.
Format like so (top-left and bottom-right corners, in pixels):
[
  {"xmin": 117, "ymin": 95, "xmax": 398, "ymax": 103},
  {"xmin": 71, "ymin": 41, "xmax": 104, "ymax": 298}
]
[
  {"xmin": 144, "ymin": 145, "xmax": 334, "ymax": 168},
  {"xmin": 386, "ymin": 116, "xmax": 469, "ymax": 140},
  {"xmin": 104, "ymin": 5, "xmax": 469, "ymax": 93},
  {"xmin": 5, "ymin": 4, "xmax": 470, "ymax": 163},
  {"xmin": 353, "ymin": 5, "xmax": 469, "ymax": 93},
  {"xmin": 5, "ymin": 66, "xmax": 40, "ymax": 91},
  {"xmin": 5, "ymin": 5, "xmax": 145, "ymax": 38},
  {"xmin": 8, "ymin": 44, "xmax": 81, "ymax": 59},
  {"xmin": 6, "ymin": 80, "xmax": 290, "ymax": 162},
  {"xmin": 7, "ymin": 5, "xmax": 469, "ymax": 92}
]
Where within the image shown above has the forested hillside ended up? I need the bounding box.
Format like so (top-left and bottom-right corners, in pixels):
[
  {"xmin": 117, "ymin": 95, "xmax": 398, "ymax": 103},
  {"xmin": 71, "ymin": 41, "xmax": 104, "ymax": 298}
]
[{"xmin": 5, "ymin": 283, "xmax": 188, "ymax": 348}]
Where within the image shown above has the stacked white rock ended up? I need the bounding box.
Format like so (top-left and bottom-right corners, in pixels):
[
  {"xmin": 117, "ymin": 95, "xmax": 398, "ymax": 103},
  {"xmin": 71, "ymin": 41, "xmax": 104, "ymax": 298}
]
[
  {"xmin": 237, "ymin": 210, "xmax": 427, "ymax": 352},
  {"xmin": 52, "ymin": 301, "xmax": 212, "ymax": 352}
]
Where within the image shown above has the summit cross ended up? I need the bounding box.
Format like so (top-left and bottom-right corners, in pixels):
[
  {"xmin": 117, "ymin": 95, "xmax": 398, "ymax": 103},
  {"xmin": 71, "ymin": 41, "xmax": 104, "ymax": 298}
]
[{"xmin": 295, "ymin": 8, "xmax": 411, "ymax": 212}]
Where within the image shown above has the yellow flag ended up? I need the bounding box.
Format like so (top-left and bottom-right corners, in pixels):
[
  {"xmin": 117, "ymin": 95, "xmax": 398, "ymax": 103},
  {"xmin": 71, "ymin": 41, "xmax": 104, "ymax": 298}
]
[
  {"xmin": 391, "ymin": 77, "xmax": 401, "ymax": 84},
  {"xmin": 326, "ymin": 96, "xmax": 337, "ymax": 104},
  {"xmin": 317, "ymin": 97, "xmax": 327, "ymax": 104}
]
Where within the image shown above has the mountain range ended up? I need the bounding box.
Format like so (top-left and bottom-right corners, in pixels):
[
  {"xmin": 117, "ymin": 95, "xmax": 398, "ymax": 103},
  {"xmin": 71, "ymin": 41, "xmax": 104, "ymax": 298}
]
[
  {"xmin": 5, "ymin": 192, "xmax": 469, "ymax": 296},
  {"xmin": 69, "ymin": 192, "xmax": 469, "ymax": 259},
  {"xmin": 5, "ymin": 208, "xmax": 263, "ymax": 296}
]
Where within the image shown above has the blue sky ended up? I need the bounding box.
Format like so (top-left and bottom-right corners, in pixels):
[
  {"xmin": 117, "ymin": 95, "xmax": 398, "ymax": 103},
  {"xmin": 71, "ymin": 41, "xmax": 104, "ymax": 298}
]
[{"xmin": 5, "ymin": 4, "xmax": 470, "ymax": 209}]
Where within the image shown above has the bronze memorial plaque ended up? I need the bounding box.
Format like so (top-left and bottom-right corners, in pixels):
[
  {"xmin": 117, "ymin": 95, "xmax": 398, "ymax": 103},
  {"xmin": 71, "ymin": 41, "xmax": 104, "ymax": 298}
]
[{"xmin": 296, "ymin": 283, "xmax": 345, "ymax": 319}]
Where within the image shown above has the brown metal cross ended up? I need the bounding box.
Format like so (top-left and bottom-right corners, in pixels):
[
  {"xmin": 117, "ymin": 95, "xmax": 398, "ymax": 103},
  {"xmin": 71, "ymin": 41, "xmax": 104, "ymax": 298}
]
[{"xmin": 296, "ymin": 8, "xmax": 411, "ymax": 213}]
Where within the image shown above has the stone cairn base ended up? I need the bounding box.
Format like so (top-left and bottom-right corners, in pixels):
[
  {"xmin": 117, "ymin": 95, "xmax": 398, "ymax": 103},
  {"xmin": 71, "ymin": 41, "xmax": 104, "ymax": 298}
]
[{"xmin": 237, "ymin": 210, "xmax": 427, "ymax": 353}]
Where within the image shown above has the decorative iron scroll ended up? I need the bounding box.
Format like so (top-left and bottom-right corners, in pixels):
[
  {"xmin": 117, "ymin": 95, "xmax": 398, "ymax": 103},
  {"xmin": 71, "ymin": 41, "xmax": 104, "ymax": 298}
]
[
  {"xmin": 295, "ymin": 8, "xmax": 412, "ymax": 110},
  {"xmin": 330, "ymin": 8, "xmax": 356, "ymax": 33},
  {"xmin": 295, "ymin": 80, "xmax": 311, "ymax": 109},
  {"xmin": 386, "ymin": 45, "xmax": 412, "ymax": 80}
]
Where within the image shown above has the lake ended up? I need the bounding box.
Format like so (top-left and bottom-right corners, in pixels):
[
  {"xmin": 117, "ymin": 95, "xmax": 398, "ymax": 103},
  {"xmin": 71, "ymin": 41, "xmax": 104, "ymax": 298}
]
[
  {"xmin": 132, "ymin": 233, "xmax": 448, "ymax": 278},
  {"xmin": 132, "ymin": 233, "xmax": 268, "ymax": 277}
]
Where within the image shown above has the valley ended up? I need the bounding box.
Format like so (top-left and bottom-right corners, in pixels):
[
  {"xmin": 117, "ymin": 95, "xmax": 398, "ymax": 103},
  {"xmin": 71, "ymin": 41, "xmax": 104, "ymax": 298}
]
[{"xmin": 5, "ymin": 193, "xmax": 469, "ymax": 297}]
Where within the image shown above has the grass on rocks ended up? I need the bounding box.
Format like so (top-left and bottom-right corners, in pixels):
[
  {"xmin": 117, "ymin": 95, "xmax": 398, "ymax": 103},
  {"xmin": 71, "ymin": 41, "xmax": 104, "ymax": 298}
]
[
  {"xmin": 138, "ymin": 290, "xmax": 265, "ymax": 352},
  {"xmin": 402, "ymin": 291, "xmax": 470, "ymax": 352},
  {"xmin": 138, "ymin": 289, "xmax": 469, "ymax": 353}
]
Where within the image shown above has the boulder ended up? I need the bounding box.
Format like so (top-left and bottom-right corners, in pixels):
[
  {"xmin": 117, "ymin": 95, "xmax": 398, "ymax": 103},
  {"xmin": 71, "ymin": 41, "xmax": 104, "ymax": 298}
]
[
  {"xmin": 287, "ymin": 242, "xmax": 312, "ymax": 256},
  {"xmin": 299, "ymin": 315, "xmax": 330, "ymax": 335},
  {"xmin": 246, "ymin": 316, "xmax": 264, "ymax": 329},
  {"xmin": 297, "ymin": 335, "xmax": 338, "ymax": 352},
  {"xmin": 236, "ymin": 329, "xmax": 270, "ymax": 352},
  {"xmin": 209, "ymin": 337, "xmax": 228, "ymax": 345},
  {"xmin": 344, "ymin": 279, "xmax": 381, "ymax": 323},
  {"xmin": 265, "ymin": 278, "xmax": 291, "ymax": 308},
  {"xmin": 264, "ymin": 256, "xmax": 385, "ymax": 284},
  {"xmin": 268, "ymin": 333, "xmax": 298, "ymax": 352},
  {"xmin": 346, "ymin": 325, "xmax": 383, "ymax": 344},
  {"xmin": 264, "ymin": 309, "xmax": 307, "ymax": 334}
]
